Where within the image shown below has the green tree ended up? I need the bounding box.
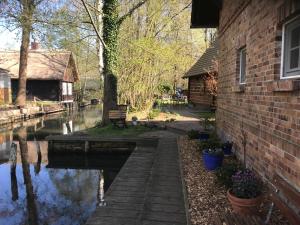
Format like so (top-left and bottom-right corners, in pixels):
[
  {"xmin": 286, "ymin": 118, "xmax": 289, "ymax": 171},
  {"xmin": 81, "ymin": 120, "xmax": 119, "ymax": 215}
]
[{"xmin": 80, "ymin": 0, "xmax": 149, "ymax": 124}]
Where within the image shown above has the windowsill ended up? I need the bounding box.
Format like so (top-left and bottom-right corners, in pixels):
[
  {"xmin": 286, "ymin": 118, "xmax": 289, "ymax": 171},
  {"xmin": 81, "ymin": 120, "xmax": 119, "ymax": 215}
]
[
  {"xmin": 272, "ymin": 79, "xmax": 300, "ymax": 92},
  {"xmin": 232, "ymin": 84, "xmax": 245, "ymax": 93}
]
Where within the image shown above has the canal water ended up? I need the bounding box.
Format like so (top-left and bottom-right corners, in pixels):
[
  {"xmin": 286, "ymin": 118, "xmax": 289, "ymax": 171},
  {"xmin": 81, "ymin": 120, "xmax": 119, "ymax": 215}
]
[{"xmin": 0, "ymin": 106, "xmax": 130, "ymax": 225}]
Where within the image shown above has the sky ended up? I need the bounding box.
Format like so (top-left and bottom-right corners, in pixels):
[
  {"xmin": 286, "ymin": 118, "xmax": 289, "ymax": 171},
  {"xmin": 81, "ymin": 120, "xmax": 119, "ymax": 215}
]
[{"xmin": 0, "ymin": 27, "xmax": 20, "ymax": 50}]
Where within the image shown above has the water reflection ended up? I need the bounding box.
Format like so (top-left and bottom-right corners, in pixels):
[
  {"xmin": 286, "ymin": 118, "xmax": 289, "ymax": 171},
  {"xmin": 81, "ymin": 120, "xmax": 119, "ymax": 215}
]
[
  {"xmin": 0, "ymin": 106, "xmax": 130, "ymax": 225},
  {"xmin": 18, "ymin": 127, "xmax": 38, "ymax": 225}
]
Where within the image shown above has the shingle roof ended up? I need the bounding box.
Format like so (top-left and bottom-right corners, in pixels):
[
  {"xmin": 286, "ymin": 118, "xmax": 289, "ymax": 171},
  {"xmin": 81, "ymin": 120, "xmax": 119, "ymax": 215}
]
[
  {"xmin": 183, "ymin": 40, "xmax": 218, "ymax": 78},
  {"xmin": 0, "ymin": 50, "xmax": 79, "ymax": 81}
]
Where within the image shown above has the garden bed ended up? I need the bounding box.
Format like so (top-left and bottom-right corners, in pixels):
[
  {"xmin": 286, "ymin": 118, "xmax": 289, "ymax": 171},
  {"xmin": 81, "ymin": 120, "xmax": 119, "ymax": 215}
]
[{"xmin": 178, "ymin": 136, "xmax": 290, "ymax": 225}]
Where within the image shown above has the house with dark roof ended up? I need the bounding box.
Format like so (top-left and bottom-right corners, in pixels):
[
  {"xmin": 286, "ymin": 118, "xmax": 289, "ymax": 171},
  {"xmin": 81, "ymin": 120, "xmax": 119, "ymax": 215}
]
[
  {"xmin": 183, "ymin": 41, "xmax": 218, "ymax": 108},
  {"xmin": 0, "ymin": 43, "xmax": 79, "ymax": 103}
]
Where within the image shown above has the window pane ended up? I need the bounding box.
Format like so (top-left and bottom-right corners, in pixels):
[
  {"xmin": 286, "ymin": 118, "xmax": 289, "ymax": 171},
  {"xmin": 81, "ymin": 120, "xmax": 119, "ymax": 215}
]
[
  {"xmin": 62, "ymin": 82, "xmax": 67, "ymax": 95},
  {"xmin": 290, "ymin": 48, "xmax": 299, "ymax": 69},
  {"xmin": 291, "ymin": 26, "xmax": 300, "ymax": 48},
  {"xmin": 240, "ymin": 49, "xmax": 246, "ymax": 83}
]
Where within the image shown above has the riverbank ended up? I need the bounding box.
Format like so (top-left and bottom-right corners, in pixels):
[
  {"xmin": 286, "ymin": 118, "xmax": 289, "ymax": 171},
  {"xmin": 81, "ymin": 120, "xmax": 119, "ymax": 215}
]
[{"xmin": 0, "ymin": 103, "xmax": 66, "ymax": 126}]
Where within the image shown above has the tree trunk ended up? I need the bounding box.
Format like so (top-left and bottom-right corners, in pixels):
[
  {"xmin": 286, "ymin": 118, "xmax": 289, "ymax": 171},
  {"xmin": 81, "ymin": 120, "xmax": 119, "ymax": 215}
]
[
  {"xmin": 102, "ymin": 0, "xmax": 119, "ymax": 124},
  {"xmin": 16, "ymin": 1, "xmax": 34, "ymax": 108}
]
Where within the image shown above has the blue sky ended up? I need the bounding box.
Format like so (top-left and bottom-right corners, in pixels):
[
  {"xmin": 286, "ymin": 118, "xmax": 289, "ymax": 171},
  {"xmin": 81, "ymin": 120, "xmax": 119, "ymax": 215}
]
[{"xmin": 0, "ymin": 27, "xmax": 20, "ymax": 50}]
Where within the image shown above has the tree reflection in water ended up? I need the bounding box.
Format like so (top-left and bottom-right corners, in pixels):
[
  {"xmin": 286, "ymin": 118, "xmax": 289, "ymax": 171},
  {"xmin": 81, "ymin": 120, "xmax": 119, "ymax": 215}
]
[
  {"xmin": 98, "ymin": 170, "xmax": 106, "ymax": 207},
  {"xmin": 18, "ymin": 127, "xmax": 38, "ymax": 225},
  {"xmin": 33, "ymin": 137, "xmax": 42, "ymax": 175},
  {"xmin": 10, "ymin": 143, "xmax": 18, "ymax": 201}
]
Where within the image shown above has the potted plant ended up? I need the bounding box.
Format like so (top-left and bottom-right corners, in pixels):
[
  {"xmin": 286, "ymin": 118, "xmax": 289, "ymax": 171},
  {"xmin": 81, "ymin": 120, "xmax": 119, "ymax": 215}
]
[
  {"xmin": 222, "ymin": 141, "xmax": 233, "ymax": 155},
  {"xmin": 199, "ymin": 131, "xmax": 210, "ymax": 141},
  {"xmin": 187, "ymin": 129, "xmax": 200, "ymax": 140},
  {"xmin": 199, "ymin": 112, "xmax": 215, "ymax": 140},
  {"xmin": 227, "ymin": 169, "xmax": 263, "ymax": 215},
  {"xmin": 200, "ymin": 138, "xmax": 224, "ymax": 170},
  {"xmin": 131, "ymin": 116, "xmax": 138, "ymax": 126}
]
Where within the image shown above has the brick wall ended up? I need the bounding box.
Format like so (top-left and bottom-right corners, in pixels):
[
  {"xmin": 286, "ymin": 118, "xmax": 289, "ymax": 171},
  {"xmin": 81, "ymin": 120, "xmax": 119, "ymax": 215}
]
[
  {"xmin": 189, "ymin": 76, "xmax": 214, "ymax": 106},
  {"xmin": 217, "ymin": 0, "xmax": 300, "ymax": 191}
]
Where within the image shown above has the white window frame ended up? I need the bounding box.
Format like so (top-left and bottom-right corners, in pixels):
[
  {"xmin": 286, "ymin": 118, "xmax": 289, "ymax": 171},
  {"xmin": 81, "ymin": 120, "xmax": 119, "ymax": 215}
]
[
  {"xmin": 281, "ymin": 15, "xmax": 300, "ymax": 79},
  {"xmin": 239, "ymin": 47, "xmax": 247, "ymax": 84}
]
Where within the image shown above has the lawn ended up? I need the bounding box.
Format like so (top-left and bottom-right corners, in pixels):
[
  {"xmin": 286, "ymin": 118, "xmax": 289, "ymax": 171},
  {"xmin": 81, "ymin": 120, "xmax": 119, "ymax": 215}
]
[{"xmin": 86, "ymin": 124, "xmax": 157, "ymax": 137}]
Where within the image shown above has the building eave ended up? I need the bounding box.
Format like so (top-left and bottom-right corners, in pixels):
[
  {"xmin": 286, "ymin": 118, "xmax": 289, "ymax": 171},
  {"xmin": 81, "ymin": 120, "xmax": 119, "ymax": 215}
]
[{"xmin": 191, "ymin": 0, "xmax": 222, "ymax": 28}]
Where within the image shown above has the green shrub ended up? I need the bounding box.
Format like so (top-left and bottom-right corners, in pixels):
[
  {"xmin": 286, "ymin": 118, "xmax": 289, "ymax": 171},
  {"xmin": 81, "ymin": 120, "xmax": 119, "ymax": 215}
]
[
  {"xmin": 215, "ymin": 162, "xmax": 241, "ymax": 188},
  {"xmin": 187, "ymin": 129, "xmax": 199, "ymax": 139},
  {"xmin": 198, "ymin": 135, "xmax": 222, "ymax": 151},
  {"xmin": 203, "ymin": 148, "xmax": 224, "ymax": 157},
  {"xmin": 232, "ymin": 169, "xmax": 262, "ymax": 198},
  {"xmin": 147, "ymin": 108, "xmax": 161, "ymax": 119}
]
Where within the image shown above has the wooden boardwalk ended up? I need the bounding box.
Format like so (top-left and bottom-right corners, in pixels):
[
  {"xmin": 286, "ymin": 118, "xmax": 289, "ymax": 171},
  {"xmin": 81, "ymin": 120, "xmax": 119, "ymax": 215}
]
[{"xmin": 85, "ymin": 138, "xmax": 187, "ymax": 225}]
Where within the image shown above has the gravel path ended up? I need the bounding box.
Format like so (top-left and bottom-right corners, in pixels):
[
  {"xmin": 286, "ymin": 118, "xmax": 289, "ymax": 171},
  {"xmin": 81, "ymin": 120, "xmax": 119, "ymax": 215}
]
[{"xmin": 178, "ymin": 136, "xmax": 290, "ymax": 225}]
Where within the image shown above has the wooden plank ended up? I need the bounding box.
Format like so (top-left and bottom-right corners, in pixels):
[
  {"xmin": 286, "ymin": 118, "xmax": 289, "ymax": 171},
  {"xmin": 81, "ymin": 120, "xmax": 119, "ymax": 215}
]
[
  {"xmin": 213, "ymin": 213, "xmax": 262, "ymax": 225},
  {"xmin": 272, "ymin": 174, "xmax": 300, "ymax": 208},
  {"xmin": 270, "ymin": 193, "xmax": 300, "ymax": 225}
]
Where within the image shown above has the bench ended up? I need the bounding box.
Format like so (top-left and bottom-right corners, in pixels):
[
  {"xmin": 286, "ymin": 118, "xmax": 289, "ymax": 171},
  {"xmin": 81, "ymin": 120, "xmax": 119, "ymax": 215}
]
[
  {"xmin": 213, "ymin": 173, "xmax": 300, "ymax": 225},
  {"xmin": 109, "ymin": 105, "xmax": 127, "ymax": 128}
]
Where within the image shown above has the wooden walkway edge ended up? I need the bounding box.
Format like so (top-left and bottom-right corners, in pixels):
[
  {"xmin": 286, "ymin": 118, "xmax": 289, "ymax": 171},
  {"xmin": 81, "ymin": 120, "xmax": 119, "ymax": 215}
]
[{"xmin": 85, "ymin": 138, "xmax": 187, "ymax": 225}]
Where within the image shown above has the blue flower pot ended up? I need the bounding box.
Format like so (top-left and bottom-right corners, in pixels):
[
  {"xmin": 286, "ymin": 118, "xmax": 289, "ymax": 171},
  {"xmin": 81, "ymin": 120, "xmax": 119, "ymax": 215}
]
[
  {"xmin": 199, "ymin": 132, "xmax": 210, "ymax": 141},
  {"xmin": 222, "ymin": 145, "xmax": 232, "ymax": 155},
  {"xmin": 202, "ymin": 150, "xmax": 224, "ymax": 170},
  {"xmin": 222, "ymin": 143, "xmax": 233, "ymax": 155}
]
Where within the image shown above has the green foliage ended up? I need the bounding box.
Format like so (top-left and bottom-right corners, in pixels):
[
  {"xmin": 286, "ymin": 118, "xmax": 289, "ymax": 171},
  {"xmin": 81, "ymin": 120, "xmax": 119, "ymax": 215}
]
[
  {"xmin": 187, "ymin": 129, "xmax": 199, "ymax": 140},
  {"xmin": 203, "ymin": 148, "xmax": 224, "ymax": 157},
  {"xmin": 199, "ymin": 111, "xmax": 216, "ymax": 131},
  {"xmin": 117, "ymin": 0, "xmax": 208, "ymax": 110},
  {"xmin": 198, "ymin": 134, "xmax": 222, "ymax": 151},
  {"xmin": 132, "ymin": 116, "xmax": 138, "ymax": 121},
  {"xmin": 147, "ymin": 108, "xmax": 161, "ymax": 119},
  {"xmin": 231, "ymin": 169, "xmax": 263, "ymax": 199},
  {"xmin": 215, "ymin": 162, "xmax": 241, "ymax": 188},
  {"xmin": 103, "ymin": 0, "xmax": 120, "ymax": 74},
  {"xmin": 158, "ymin": 83, "xmax": 172, "ymax": 95}
]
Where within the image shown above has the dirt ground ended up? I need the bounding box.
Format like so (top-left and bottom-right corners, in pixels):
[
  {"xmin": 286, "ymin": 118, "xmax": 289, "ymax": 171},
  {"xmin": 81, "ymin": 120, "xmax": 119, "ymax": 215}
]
[{"xmin": 178, "ymin": 136, "xmax": 290, "ymax": 225}]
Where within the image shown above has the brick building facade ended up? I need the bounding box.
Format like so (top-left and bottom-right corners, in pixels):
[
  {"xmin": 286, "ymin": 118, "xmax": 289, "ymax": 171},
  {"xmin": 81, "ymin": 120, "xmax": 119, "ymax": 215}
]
[{"xmin": 191, "ymin": 0, "xmax": 300, "ymax": 222}]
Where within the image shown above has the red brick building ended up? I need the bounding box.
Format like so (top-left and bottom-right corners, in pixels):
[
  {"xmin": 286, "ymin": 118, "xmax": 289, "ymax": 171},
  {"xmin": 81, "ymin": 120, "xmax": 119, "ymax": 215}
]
[
  {"xmin": 192, "ymin": 0, "xmax": 299, "ymax": 222},
  {"xmin": 183, "ymin": 41, "xmax": 218, "ymax": 108}
]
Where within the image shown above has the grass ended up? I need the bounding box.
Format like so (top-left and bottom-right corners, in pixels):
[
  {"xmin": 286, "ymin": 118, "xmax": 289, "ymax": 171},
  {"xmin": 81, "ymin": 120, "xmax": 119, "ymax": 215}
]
[
  {"xmin": 199, "ymin": 111, "xmax": 215, "ymax": 119},
  {"xmin": 87, "ymin": 124, "xmax": 157, "ymax": 137}
]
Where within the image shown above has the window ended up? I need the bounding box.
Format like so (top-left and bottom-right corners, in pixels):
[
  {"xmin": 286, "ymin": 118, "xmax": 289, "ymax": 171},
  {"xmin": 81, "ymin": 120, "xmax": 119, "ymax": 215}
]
[
  {"xmin": 282, "ymin": 17, "xmax": 300, "ymax": 78},
  {"xmin": 62, "ymin": 82, "xmax": 67, "ymax": 95},
  {"xmin": 68, "ymin": 83, "xmax": 72, "ymax": 95},
  {"xmin": 239, "ymin": 47, "xmax": 246, "ymax": 84}
]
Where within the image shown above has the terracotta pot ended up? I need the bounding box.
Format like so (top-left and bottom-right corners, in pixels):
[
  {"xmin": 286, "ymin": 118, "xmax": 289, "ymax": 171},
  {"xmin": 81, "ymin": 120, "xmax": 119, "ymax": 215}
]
[{"xmin": 227, "ymin": 189, "xmax": 262, "ymax": 215}]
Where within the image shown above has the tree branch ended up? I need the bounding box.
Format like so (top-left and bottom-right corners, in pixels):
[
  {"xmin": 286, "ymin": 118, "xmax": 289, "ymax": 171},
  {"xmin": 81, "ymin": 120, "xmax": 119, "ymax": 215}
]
[
  {"xmin": 118, "ymin": 0, "xmax": 149, "ymax": 25},
  {"xmin": 80, "ymin": 0, "xmax": 106, "ymax": 49},
  {"xmin": 154, "ymin": 1, "xmax": 191, "ymax": 37}
]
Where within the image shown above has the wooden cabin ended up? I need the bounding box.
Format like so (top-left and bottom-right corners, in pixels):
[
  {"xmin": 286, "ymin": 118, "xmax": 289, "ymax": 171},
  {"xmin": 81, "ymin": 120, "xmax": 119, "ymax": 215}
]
[
  {"xmin": 0, "ymin": 43, "xmax": 79, "ymax": 103},
  {"xmin": 183, "ymin": 41, "xmax": 218, "ymax": 108}
]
